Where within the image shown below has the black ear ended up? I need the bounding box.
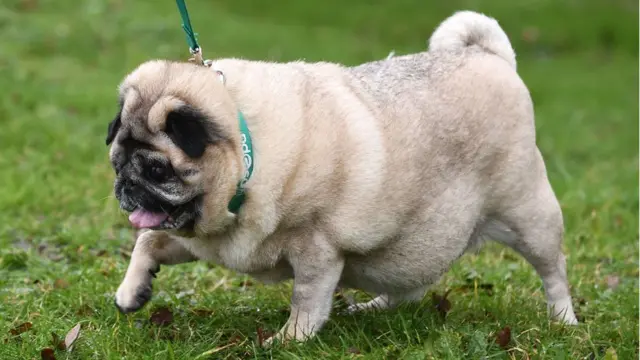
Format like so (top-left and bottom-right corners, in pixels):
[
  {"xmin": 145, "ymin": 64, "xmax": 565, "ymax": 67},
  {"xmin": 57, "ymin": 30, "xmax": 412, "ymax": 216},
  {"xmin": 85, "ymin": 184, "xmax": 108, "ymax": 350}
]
[
  {"xmin": 106, "ymin": 112, "xmax": 122, "ymax": 145},
  {"xmin": 165, "ymin": 106, "xmax": 223, "ymax": 158}
]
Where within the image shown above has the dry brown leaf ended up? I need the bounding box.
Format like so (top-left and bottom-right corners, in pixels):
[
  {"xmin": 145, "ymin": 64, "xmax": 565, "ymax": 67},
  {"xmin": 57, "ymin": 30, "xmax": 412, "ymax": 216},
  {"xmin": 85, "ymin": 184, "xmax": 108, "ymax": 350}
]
[
  {"xmin": 495, "ymin": 326, "xmax": 511, "ymax": 349},
  {"xmin": 10, "ymin": 322, "xmax": 32, "ymax": 336},
  {"xmin": 40, "ymin": 348, "xmax": 56, "ymax": 360},
  {"xmin": 150, "ymin": 307, "xmax": 173, "ymax": 326},
  {"xmin": 432, "ymin": 290, "xmax": 452, "ymax": 317},
  {"xmin": 51, "ymin": 332, "xmax": 66, "ymax": 350},
  {"xmin": 256, "ymin": 328, "xmax": 273, "ymax": 347},
  {"xmin": 54, "ymin": 279, "xmax": 69, "ymax": 289},
  {"xmin": 64, "ymin": 323, "xmax": 81, "ymax": 350}
]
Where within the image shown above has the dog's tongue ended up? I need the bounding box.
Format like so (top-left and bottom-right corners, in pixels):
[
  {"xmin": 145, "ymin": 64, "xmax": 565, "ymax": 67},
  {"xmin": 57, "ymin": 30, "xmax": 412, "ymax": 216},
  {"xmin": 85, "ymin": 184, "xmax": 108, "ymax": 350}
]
[{"xmin": 129, "ymin": 209, "xmax": 169, "ymax": 229}]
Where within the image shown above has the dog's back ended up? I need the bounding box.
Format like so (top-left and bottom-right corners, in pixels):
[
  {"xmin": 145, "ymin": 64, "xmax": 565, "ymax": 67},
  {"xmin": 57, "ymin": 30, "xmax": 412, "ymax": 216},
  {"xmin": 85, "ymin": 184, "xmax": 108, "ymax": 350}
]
[{"xmin": 342, "ymin": 11, "xmax": 536, "ymax": 220}]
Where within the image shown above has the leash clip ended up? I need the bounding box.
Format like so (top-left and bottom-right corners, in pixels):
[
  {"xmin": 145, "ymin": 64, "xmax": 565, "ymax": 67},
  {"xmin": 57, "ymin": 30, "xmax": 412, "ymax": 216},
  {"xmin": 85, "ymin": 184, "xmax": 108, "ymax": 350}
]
[{"xmin": 188, "ymin": 46, "xmax": 204, "ymax": 66}]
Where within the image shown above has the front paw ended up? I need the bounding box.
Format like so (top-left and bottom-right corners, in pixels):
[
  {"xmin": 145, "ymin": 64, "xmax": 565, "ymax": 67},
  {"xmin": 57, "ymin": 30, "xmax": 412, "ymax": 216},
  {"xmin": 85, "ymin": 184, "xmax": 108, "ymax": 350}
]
[
  {"xmin": 115, "ymin": 277, "xmax": 153, "ymax": 314},
  {"xmin": 262, "ymin": 320, "xmax": 317, "ymax": 347}
]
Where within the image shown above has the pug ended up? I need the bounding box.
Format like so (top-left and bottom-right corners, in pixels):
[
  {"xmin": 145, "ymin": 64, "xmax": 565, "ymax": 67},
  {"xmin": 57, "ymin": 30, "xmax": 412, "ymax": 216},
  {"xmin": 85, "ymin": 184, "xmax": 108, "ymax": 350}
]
[{"xmin": 108, "ymin": 10, "xmax": 578, "ymax": 343}]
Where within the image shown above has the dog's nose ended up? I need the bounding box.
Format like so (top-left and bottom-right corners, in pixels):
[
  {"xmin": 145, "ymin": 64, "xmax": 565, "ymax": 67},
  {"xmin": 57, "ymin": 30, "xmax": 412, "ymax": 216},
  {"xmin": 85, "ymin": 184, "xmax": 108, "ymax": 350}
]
[
  {"xmin": 122, "ymin": 183, "xmax": 138, "ymax": 197},
  {"xmin": 116, "ymin": 178, "xmax": 138, "ymax": 200}
]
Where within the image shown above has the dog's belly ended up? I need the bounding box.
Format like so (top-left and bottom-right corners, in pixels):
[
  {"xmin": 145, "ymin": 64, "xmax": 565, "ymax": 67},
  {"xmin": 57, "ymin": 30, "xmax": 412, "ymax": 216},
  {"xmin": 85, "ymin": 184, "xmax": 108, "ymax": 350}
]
[{"xmin": 339, "ymin": 229, "xmax": 471, "ymax": 294}]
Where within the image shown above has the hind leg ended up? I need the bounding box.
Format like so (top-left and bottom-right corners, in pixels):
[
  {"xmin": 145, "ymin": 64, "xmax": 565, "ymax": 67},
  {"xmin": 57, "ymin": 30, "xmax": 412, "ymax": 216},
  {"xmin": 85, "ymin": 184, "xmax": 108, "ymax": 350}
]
[{"xmin": 492, "ymin": 178, "xmax": 578, "ymax": 324}]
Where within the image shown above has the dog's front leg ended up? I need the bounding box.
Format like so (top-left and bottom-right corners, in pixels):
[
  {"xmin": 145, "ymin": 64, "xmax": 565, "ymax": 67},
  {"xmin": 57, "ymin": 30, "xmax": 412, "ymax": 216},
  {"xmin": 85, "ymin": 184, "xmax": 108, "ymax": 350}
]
[
  {"xmin": 266, "ymin": 232, "xmax": 344, "ymax": 345},
  {"xmin": 115, "ymin": 230, "xmax": 197, "ymax": 313}
]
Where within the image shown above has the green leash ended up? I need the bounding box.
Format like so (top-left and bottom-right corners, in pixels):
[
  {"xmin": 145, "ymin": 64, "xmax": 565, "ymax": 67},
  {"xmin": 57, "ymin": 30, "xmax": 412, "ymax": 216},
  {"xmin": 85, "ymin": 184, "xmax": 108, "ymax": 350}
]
[
  {"xmin": 174, "ymin": 0, "xmax": 255, "ymax": 214},
  {"xmin": 175, "ymin": 0, "xmax": 200, "ymax": 54}
]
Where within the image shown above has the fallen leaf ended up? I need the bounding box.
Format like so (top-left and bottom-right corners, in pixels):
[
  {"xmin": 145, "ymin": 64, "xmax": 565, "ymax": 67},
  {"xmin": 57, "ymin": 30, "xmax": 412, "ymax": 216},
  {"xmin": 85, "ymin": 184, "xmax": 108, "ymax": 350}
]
[
  {"xmin": 256, "ymin": 327, "xmax": 265, "ymax": 346},
  {"xmin": 54, "ymin": 279, "xmax": 69, "ymax": 289},
  {"xmin": 256, "ymin": 328, "xmax": 273, "ymax": 347},
  {"xmin": 606, "ymin": 275, "xmax": 620, "ymax": 290},
  {"xmin": 495, "ymin": 326, "xmax": 511, "ymax": 349},
  {"xmin": 51, "ymin": 332, "xmax": 66, "ymax": 350},
  {"xmin": 150, "ymin": 307, "xmax": 173, "ymax": 326},
  {"xmin": 347, "ymin": 346, "xmax": 362, "ymax": 354},
  {"xmin": 10, "ymin": 322, "xmax": 32, "ymax": 336},
  {"xmin": 40, "ymin": 348, "xmax": 56, "ymax": 360},
  {"xmin": 432, "ymin": 290, "xmax": 452, "ymax": 317},
  {"xmin": 64, "ymin": 323, "xmax": 81, "ymax": 349}
]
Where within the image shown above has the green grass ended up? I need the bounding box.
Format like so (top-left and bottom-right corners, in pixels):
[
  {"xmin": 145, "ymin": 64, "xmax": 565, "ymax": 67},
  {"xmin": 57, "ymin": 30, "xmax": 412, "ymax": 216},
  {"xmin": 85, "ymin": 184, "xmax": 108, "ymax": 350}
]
[{"xmin": 0, "ymin": 0, "xmax": 638, "ymax": 359}]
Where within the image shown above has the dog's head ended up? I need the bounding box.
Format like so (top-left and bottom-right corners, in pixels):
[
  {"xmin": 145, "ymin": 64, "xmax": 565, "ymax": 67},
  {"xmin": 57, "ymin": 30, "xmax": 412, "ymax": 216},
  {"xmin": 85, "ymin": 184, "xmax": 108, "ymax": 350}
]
[{"xmin": 106, "ymin": 60, "xmax": 243, "ymax": 233}]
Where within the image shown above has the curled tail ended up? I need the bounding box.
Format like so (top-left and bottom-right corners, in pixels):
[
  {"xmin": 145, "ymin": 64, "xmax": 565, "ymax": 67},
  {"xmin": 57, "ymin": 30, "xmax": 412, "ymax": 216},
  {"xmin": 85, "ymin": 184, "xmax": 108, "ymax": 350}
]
[{"xmin": 428, "ymin": 11, "xmax": 516, "ymax": 69}]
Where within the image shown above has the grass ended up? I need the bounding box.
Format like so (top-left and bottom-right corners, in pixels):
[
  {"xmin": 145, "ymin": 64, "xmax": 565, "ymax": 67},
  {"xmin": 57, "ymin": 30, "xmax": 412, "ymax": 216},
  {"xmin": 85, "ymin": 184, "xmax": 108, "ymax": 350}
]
[{"xmin": 0, "ymin": 0, "xmax": 638, "ymax": 359}]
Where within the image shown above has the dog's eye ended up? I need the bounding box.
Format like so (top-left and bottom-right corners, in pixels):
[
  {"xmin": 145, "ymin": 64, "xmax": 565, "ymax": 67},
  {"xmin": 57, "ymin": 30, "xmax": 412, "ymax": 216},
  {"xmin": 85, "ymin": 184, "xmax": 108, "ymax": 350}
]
[{"xmin": 146, "ymin": 164, "xmax": 172, "ymax": 182}]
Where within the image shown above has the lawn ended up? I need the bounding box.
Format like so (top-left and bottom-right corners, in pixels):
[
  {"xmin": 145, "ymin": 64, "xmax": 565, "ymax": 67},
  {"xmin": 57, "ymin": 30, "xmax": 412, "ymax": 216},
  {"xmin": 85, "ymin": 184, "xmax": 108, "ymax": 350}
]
[{"xmin": 0, "ymin": 0, "xmax": 638, "ymax": 359}]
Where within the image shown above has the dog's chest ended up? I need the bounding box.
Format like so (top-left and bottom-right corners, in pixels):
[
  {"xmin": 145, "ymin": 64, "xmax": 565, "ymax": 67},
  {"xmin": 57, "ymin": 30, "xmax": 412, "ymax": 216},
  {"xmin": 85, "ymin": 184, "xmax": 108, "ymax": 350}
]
[{"xmin": 177, "ymin": 234, "xmax": 282, "ymax": 274}]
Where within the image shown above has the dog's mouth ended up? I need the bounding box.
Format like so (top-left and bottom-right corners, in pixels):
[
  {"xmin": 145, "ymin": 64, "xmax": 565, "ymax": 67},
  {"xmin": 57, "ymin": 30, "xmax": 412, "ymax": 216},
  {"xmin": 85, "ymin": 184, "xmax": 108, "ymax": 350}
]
[
  {"xmin": 128, "ymin": 198, "xmax": 199, "ymax": 231},
  {"xmin": 128, "ymin": 209, "xmax": 170, "ymax": 228}
]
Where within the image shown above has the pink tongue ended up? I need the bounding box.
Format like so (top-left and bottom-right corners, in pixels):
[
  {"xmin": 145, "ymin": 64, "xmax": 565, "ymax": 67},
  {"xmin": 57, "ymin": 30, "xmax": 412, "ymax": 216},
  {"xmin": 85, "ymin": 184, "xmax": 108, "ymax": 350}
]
[{"xmin": 129, "ymin": 209, "xmax": 169, "ymax": 229}]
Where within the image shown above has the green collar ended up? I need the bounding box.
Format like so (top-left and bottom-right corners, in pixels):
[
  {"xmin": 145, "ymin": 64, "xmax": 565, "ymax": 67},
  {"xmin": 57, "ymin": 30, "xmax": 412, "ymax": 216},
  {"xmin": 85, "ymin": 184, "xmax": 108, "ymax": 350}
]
[{"xmin": 227, "ymin": 111, "xmax": 254, "ymax": 213}]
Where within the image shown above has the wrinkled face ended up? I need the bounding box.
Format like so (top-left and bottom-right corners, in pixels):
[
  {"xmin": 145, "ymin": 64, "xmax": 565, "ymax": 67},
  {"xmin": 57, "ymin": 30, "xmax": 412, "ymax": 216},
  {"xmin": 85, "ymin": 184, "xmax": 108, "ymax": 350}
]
[{"xmin": 106, "ymin": 61, "xmax": 238, "ymax": 232}]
